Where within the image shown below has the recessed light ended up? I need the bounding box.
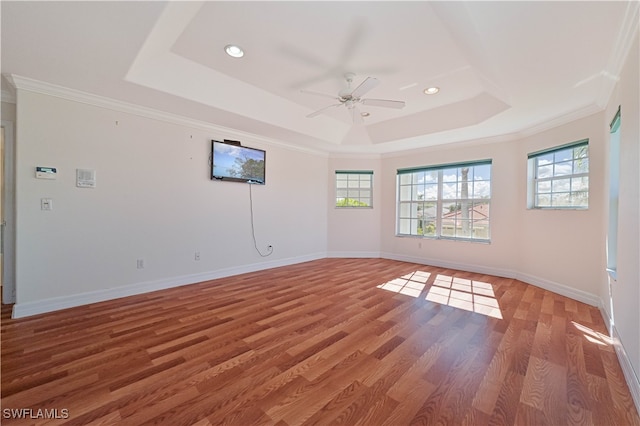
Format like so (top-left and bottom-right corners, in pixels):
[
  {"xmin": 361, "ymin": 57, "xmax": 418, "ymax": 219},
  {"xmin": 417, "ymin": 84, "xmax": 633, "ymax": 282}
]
[
  {"xmin": 424, "ymin": 87, "xmax": 440, "ymax": 95},
  {"xmin": 361, "ymin": 112, "xmax": 370, "ymax": 117},
  {"xmin": 224, "ymin": 44, "xmax": 244, "ymax": 58}
]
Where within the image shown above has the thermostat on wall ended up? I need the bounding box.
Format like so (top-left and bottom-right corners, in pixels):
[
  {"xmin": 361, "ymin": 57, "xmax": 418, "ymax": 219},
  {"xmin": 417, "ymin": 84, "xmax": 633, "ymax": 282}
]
[
  {"xmin": 76, "ymin": 168, "xmax": 96, "ymax": 188},
  {"xmin": 35, "ymin": 166, "xmax": 57, "ymax": 179}
]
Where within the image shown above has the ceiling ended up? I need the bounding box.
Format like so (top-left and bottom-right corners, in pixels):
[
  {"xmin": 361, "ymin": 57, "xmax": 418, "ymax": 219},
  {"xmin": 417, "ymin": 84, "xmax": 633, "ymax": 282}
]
[{"xmin": 1, "ymin": 1, "xmax": 637, "ymax": 154}]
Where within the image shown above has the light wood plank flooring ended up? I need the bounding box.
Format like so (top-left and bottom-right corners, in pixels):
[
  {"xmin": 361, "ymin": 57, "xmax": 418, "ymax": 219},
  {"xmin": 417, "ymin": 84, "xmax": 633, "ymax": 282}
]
[{"xmin": 2, "ymin": 258, "xmax": 639, "ymax": 425}]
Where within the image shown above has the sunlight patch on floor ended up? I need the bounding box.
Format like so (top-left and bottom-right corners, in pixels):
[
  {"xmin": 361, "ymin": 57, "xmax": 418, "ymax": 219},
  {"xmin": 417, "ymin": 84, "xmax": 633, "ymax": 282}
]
[
  {"xmin": 377, "ymin": 271, "xmax": 431, "ymax": 298},
  {"xmin": 572, "ymin": 321, "xmax": 613, "ymax": 346},
  {"xmin": 425, "ymin": 274, "xmax": 503, "ymax": 319}
]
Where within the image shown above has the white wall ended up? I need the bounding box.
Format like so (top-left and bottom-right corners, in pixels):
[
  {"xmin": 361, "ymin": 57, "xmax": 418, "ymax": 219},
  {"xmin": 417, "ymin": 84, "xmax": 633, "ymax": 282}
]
[
  {"xmin": 379, "ymin": 139, "xmax": 521, "ymax": 278},
  {"xmin": 375, "ymin": 114, "xmax": 607, "ymax": 306},
  {"xmin": 14, "ymin": 90, "xmax": 328, "ymax": 314},
  {"xmin": 327, "ymin": 155, "xmax": 381, "ymax": 256},
  {"xmin": 604, "ymin": 30, "xmax": 640, "ymax": 394},
  {"xmin": 9, "ymin": 47, "xmax": 639, "ymax": 404},
  {"xmin": 517, "ymin": 113, "xmax": 606, "ymax": 299}
]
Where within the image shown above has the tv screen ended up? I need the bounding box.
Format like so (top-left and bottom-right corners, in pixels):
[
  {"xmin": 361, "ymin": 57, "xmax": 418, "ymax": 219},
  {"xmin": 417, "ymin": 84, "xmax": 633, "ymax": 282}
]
[{"xmin": 211, "ymin": 140, "xmax": 266, "ymax": 184}]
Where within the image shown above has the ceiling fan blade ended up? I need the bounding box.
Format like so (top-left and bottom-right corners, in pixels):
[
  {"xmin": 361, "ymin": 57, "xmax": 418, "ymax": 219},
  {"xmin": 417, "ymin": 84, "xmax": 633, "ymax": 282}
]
[
  {"xmin": 361, "ymin": 98, "xmax": 406, "ymax": 109},
  {"xmin": 300, "ymin": 89, "xmax": 339, "ymax": 100},
  {"xmin": 306, "ymin": 103, "xmax": 342, "ymax": 118},
  {"xmin": 350, "ymin": 77, "xmax": 379, "ymax": 98}
]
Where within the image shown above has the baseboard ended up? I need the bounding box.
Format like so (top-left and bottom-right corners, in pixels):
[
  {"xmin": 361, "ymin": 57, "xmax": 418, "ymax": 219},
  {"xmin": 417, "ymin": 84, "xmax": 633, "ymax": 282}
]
[
  {"xmin": 10, "ymin": 251, "xmax": 601, "ymax": 316},
  {"xmin": 514, "ymin": 272, "xmax": 601, "ymax": 307},
  {"xmin": 380, "ymin": 252, "xmax": 601, "ymax": 307},
  {"xmin": 12, "ymin": 252, "xmax": 326, "ymax": 318},
  {"xmin": 611, "ymin": 322, "xmax": 640, "ymax": 414},
  {"xmin": 328, "ymin": 251, "xmax": 382, "ymax": 258},
  {"xmin": 380, "ymin": 251, "xmax": 519, "ymax": 281},
  {"xmin": 598, "ymin": 301, "xmax": 640, "ymax": 414},
  {"xmin": 383, "ymin": 251, "xmax": 640, "ymax": 407},
  {"xmin": 12, "ymin": 250, "xmax": 637, "ymax": 413},
  {"xmin": 598, "ymin": 303, "xmax": 613, "ymax": 334}
]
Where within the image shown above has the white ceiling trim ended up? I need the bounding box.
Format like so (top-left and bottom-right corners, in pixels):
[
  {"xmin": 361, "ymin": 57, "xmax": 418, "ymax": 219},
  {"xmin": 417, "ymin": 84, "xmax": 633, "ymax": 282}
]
[
  {"xmin": 596, "ymin": 0, "xmax": 640, "ymax": 108},
  {"xmin": 607, "ymin": 1, "xmax": 640, "ymax": 79},
  {"xmin": 1, "ymin": 1, "xmax": 633, "ymax": 155},
  {"xmin": 428, "ymin": 1, "xmax": 510, "ymax": 107},
  {"xmin": 6, "ymin": 74, "xmax": 329, "ymax": 157},
  {"xmin": 4, "ymin": 73, "xmax": 611, "ymax": 158},
  {"xmin": 516, "ymin": 102, "xmax": 604, "ymax": 139},
  {"xmin": 125, "ymin": 1, "xmax": 349, "ymax": 146}
]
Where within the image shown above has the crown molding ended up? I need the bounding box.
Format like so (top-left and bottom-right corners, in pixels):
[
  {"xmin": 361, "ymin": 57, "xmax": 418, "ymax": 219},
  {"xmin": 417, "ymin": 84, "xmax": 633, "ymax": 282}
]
[
  {"xmin": 516, "ymin": 103, "xmax": 603, "ymax": 140},
  {"xmin": 597, "ymin": 1, "xmax": 640, "ymax": 108},
  {"xmin": 4, "ymin": 72, "xmax": 618, "ymax": 158},
  {"xmin": 608, "ymin": 1, "xmax": 639, "ymax": 81},
  {"xmin": 379, "ymin": 102, "xmax": 604, "ymax": 158},
  {"xmin": 328, "ymin": 151, "xmax": 382, "ymax": 160},
  {"xmin": 514, "ymin": 2, "xmax": 638, "ymax": 139},
  {"xmin": 6, "ymin": 74, "xmax": 328, "ymax": 157}
]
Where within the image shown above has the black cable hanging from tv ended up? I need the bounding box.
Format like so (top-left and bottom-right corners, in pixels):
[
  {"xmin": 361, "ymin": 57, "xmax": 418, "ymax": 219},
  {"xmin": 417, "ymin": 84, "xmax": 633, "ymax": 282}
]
[{"xmin": 249, "ymin": 183, "xmax": 273, "ymax": 257}]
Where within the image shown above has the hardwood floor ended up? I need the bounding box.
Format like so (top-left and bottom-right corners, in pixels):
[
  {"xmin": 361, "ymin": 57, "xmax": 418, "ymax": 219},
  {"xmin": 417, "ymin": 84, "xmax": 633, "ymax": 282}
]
[{"xmin": 1, "ymin": 258, "xmax": 638, "ymax": 425}]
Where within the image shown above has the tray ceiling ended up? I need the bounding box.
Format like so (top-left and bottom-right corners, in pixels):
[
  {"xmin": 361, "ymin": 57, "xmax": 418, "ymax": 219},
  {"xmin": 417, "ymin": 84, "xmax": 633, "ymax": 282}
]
[{"xmin": 1, "ymin": 1, "xmax": 637, "ymax": 153}]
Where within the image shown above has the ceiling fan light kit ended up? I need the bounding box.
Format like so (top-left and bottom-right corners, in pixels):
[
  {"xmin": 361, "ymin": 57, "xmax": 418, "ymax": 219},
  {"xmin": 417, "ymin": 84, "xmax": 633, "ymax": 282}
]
[{"xmin": 302, "ymin": 72, "xmax": 405, "ymax": 122}]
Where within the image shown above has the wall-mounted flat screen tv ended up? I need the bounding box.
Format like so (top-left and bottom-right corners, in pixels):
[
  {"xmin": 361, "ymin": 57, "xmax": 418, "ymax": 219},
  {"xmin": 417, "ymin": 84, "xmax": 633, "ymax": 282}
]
[{"xmin": 211, "ymin": 140, "xmax": 266, "ymax": 184}]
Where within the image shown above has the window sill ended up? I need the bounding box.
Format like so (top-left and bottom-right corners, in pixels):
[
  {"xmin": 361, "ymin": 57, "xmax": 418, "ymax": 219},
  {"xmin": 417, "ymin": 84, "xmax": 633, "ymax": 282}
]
[
  {"xmin": 335, "ymin": 206, "xmax": 373, "ymax": 209},
  {"xmin": 396, "ymin": 234, "xmax": 491, "ymax": 244},
  {"xmin": 527, "ymin": 206, "xmax": 589, "ymax": 211}
]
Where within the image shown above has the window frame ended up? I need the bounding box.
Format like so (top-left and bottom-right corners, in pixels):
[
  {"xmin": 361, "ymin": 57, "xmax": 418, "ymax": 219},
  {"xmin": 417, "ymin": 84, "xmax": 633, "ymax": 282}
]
[
  {"xmin": 607, "ymin": 107, "xmax": 620, "ymax": 278},
  {"xmin": 335, "ymin": 170, "xmax": 373, "ymax": 208},
  {"xmin": 527, "ymin": 139, "xmax": 589, "ymax": 210},
  {"xmin": 396, "ymin": 160, "xmax": 492, "ymax": 242}
]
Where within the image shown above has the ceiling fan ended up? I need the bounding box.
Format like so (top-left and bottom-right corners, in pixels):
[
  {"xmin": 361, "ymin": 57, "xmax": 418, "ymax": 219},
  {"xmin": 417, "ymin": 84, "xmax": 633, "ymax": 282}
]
[{"xmin": 302, "ymin": 73, "xmax": 405, "ymax": 123}]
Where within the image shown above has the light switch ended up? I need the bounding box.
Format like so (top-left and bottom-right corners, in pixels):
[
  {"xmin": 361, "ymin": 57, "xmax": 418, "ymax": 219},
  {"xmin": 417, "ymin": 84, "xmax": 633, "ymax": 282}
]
[{"xmin": 41, "ymin": 198, "xmax": 53, "ymax": 210}]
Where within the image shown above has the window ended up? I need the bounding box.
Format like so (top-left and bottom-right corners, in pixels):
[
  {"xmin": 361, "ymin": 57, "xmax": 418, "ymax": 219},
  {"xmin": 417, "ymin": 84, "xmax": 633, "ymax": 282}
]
[
  {"xmin": 607, "ymin": 108, "xmax": 620, "ymax": 277},
  {"xmin": 335, "ymin": 171, "xmax": 373, "ymax": 208},
  {"xmin": 528, "ymin": 140, "xmax": 589, "ymax": 209},
  {"xmin": 397, "ymin": 160, "xmax": 491, "ymax": 241}
]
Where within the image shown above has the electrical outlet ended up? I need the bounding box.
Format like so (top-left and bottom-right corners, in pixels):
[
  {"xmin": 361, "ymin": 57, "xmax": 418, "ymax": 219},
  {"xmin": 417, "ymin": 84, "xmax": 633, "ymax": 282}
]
[
  {"xmin": 195, "ymin": 251, "xmax": 200, "ymax": 261},
  {"xmin": 137, "ymin": 259, "xmax": 144, "ymax": 269}
]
